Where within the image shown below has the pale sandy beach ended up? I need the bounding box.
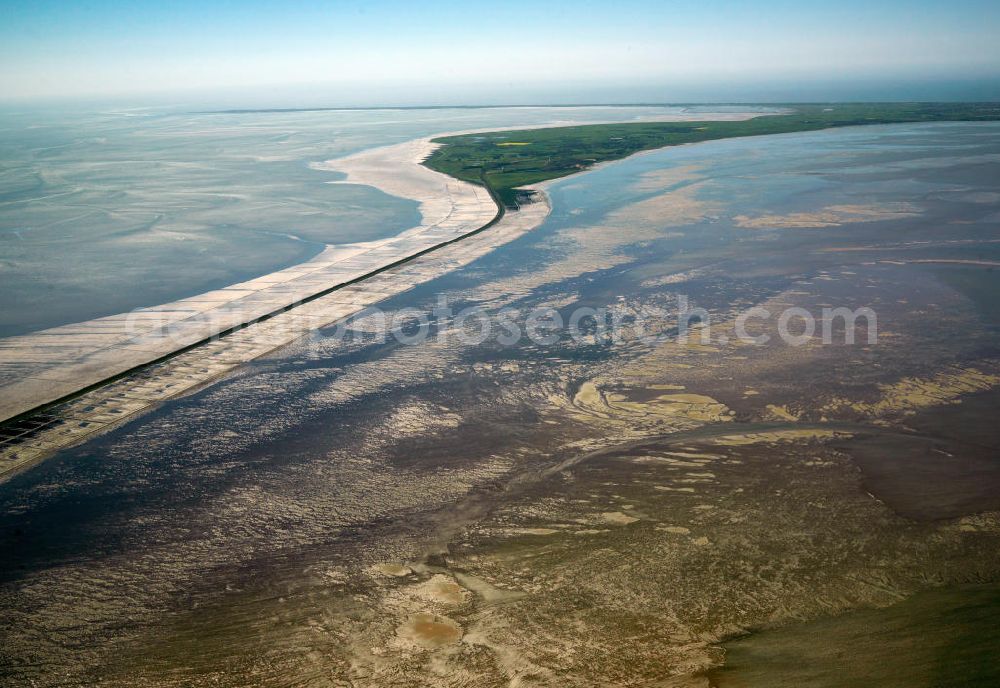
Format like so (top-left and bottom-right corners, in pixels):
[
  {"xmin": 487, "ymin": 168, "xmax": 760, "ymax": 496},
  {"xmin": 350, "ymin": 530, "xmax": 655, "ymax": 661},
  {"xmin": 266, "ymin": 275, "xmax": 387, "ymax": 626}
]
[{"xmin": 313, "ymin": 137, "xmax": 496, "ymax": 234}]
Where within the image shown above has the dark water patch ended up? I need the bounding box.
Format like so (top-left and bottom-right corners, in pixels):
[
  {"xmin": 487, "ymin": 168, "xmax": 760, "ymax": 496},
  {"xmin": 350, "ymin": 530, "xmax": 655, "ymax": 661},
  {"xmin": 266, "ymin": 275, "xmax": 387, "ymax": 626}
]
[
  {"xmin": 836, "ymin": 389, "xmax": 1000, "ymax": 521},
  {"xmin": 708, "ymin": 584, "xmax": 1000, "ymax": 688},
  {"xmin": 930, "ymin": 265, "xmax": 1000, "ymax": 329}
]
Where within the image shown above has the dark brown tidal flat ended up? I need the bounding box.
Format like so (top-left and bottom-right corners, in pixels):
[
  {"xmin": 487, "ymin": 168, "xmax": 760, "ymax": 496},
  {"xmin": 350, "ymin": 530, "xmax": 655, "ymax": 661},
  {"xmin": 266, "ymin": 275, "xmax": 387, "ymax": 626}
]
[
  {"xmin": 708, "ymin": 584, "xmax": 1000, "ymax": 688},
  {"xmin": 836, "ymin": 389, "xmax": 1000, "ymax": 521}
]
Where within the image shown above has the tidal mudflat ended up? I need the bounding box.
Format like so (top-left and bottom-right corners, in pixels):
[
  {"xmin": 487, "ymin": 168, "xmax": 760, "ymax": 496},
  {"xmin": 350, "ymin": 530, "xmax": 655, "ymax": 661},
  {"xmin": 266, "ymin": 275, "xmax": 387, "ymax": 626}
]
[{"xmin": 1, "ymin": 121, "xmax": 999, "ymax": 686}]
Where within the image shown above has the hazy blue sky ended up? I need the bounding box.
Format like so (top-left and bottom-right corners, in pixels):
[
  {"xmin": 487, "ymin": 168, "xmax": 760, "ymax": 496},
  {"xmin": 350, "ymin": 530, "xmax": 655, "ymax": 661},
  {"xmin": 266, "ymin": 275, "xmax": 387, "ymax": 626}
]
[{"xmin": 2, "ymin": 0, "xmax": 999, "ymax": 104}]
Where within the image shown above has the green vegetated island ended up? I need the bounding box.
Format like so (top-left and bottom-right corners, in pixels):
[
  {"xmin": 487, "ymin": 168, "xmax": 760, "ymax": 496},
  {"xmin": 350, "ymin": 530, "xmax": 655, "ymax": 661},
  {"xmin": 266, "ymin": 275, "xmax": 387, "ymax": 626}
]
[{"xmin": 423, "ymin": 102, "xmax": 1000, "ymax": 208}]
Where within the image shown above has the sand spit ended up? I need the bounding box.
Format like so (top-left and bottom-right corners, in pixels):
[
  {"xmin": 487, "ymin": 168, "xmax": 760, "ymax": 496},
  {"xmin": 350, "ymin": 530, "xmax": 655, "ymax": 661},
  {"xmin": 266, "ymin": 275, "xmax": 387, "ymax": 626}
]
[{"xmin": 312, "ymin": 137, "xmax": 496, "ymax": 239}]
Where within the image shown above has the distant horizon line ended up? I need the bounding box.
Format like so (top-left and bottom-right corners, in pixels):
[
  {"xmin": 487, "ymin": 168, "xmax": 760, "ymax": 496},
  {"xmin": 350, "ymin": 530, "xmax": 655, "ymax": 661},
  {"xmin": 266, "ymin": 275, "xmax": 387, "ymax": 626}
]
[{"xmin": 196, "ymin": 100, "xmax": 1000, "ymax": 115}]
